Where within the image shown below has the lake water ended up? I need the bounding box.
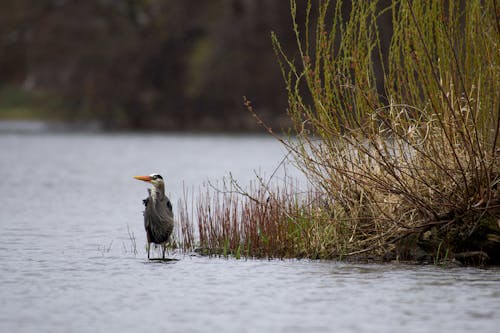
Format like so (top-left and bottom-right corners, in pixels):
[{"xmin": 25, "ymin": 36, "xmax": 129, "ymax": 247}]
[{"xmin": 1, "ymin": 124, "xmax": 499, "ymax": 333}]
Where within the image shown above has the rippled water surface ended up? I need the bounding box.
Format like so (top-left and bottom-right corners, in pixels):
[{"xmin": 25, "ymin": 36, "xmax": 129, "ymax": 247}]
[{"xmin": 1, "ymin": 128, "xmax": 499, "ymax": 333}]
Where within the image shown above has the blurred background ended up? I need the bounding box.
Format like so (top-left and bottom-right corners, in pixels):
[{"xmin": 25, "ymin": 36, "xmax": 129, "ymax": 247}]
[
  {"xmin": 0, "ymin": 0, "xmax": 392, "ymax": 132},
  {"xmin": 0, "ymin": 0, "xmax": 306, "ymax": 131}
]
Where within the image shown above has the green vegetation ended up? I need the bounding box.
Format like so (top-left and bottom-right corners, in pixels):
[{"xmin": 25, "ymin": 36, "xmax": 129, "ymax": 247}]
[
  {"xmin": 0, "ymin": 85, "xmax": 67, "ymax": 120},
  {"xmin": 177, "ymin": 0, "xmax": 499, "ymax": 265}
]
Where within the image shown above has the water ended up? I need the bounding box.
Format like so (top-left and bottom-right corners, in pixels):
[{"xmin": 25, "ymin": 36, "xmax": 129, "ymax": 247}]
[{"xmin": 1, "ymin": 128, "xmax": 499, "ymax": 333}]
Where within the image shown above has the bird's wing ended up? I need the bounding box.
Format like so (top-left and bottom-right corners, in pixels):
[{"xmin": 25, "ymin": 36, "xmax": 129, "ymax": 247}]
[{"xmin": 166, "ymin": 200, "xmax": 172, "ymax": 212}]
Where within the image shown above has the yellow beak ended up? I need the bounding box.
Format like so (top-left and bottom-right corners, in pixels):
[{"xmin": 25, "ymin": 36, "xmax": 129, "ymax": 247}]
[{"xmin": 133, "ymin": 175, "xmax": 152, "ymax": 182}]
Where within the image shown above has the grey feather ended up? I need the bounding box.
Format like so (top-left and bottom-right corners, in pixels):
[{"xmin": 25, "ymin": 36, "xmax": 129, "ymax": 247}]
[{"xmin": 143, "ymin": 187, "xmax": 174, "ymax": 245}]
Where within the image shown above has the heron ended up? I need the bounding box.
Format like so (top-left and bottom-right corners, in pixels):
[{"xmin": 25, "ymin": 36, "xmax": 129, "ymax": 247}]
[{"xmin": 133, "ymin": 174, "xmax": 174, "ymax": 259}]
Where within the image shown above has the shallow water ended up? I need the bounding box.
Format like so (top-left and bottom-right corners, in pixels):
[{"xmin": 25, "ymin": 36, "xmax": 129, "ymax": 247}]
[{"xmin": 1, "ymin": 128, "xmax": 499, "ymax": 333}]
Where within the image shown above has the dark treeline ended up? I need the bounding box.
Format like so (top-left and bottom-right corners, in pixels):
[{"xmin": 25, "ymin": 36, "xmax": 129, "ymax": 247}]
[{"xmin": 0, "ymin": 0, "xmax": 391, "ymax": 131}]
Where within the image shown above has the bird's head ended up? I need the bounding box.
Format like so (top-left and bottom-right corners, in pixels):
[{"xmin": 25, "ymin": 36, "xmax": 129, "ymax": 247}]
[{"xmin": 133, "ymin": 173, "xmax": 164, "ymax": 188}]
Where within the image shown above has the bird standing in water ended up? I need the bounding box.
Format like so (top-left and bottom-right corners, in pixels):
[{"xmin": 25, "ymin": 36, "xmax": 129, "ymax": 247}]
[{"xmin": 133, "ymin": 174, "xmax": 174, "ymax": 259}]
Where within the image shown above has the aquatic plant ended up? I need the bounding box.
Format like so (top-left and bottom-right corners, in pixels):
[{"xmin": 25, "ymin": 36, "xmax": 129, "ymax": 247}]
[
  {"xmin": 125, "ymin": 224, "xmax": 138, "ymax": 256},
  {"xmin": 170, "ymin": 175, "xmax": 338, "ymax": 259},
  {"xmin": 177, "ymin": 0, "xmax": 499, "ymax": 264},
  {"xmin": 270, "ymin": 0, "xmax": 499, "ymax": 261}
]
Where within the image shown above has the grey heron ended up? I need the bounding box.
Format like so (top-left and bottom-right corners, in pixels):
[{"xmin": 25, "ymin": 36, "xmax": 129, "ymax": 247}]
[{"xmin": 133, "ymin": 174, "xmax": 174, "ymax": 259}]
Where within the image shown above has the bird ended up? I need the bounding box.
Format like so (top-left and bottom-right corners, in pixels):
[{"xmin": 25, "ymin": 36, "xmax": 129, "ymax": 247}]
[{"xmin": 133, "ymin": 173, "xmax": 174, "ymax": 259}]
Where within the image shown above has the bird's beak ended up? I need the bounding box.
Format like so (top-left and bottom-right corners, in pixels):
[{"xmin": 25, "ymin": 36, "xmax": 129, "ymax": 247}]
[{"xmin": 133, "ymin": 175, "xmax": 152, "ymax": 182}]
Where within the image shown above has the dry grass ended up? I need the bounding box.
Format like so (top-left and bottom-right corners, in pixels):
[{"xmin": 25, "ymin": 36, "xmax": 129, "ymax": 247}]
[
  {"xmin": 175, "ymin": 0, "xmax": 499, "ymax": 263},
  {"xmin": 175, "ymin": 179, "xmax": 352, "ymax": 259}
]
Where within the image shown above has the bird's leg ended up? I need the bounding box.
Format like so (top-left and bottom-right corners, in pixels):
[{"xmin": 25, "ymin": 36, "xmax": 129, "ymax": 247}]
[
  {"xmin": 162, "ymin": 243, "xmax": 166, "ymax": 259},
  {"xmin": 147, "ymin": 242, "xmax": 150, "ymax": 259}
]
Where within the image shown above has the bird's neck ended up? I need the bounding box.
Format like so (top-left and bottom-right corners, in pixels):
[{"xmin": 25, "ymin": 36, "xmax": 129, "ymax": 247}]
[{"xmin": 150, "ymin": 184, "xmax": 165, "ymax": 201}]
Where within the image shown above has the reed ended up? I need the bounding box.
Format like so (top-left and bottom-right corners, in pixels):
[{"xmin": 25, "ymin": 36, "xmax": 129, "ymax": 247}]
[
  {"xmin": 176, "ymin": 187, "xmax": 196, "ymax": 251},
  {"xmin": 268, "ymin": 0, "xmax": 499, "ymax": 260},
  {"xmin": 176, "ymin": 0, "xmax": 499, "ymax": 263},
  {"xmin": 125, "ymin": 224, "xmax": 138, "ymax": 255},
  {"xmin": 177, "ymin": 179, "xmax": 345, "ymax": 259}
]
